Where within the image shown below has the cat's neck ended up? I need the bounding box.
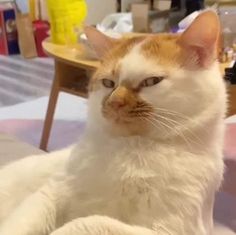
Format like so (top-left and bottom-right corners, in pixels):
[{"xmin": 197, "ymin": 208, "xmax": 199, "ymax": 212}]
[
  {"xmin": 68, "ymin": 114, "xmax": 224, "ymax": 176},
  {"xmin": 84, "ymin": 120, "xmax": 221, "ymax": 154}
]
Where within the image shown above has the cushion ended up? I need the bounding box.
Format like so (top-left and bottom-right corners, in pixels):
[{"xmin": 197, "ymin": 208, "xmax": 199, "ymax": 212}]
[{"xmin": 0, "ymin": 133, "xmax": 44, "ymax": 166}]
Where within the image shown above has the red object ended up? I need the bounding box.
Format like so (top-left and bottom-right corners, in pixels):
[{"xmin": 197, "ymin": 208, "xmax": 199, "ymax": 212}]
[
  {"xmin": 0, "ymin": 5, "xmax": 19, "ymax": 55},
  {"xmin": 33, "ymin": 20, "xmax": 49, "ymax": 57}
]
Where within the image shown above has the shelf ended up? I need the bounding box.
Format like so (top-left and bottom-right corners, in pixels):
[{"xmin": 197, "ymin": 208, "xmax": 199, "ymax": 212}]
[{"xmin": 60, "ymin": 87, "xmax": 88, "ymax": 98}]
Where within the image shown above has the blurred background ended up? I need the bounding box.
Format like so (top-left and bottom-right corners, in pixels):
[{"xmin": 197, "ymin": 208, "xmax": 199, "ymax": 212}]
[
  {"xmin": 0, "ymin": 2, "xmax": 235, "ymax": 234},
  {"xmin": 0, "ymin": 0, "xmax": 235, "ymax": 152}
]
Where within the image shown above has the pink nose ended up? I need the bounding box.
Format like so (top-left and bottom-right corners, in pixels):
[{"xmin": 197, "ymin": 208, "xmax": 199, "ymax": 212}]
[{"xmin": 109, "ymin": 100, "xmax": 126, "ymax": 109}]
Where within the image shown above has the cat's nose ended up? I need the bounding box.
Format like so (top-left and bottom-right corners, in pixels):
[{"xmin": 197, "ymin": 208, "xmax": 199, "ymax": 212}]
[
  {"xmin": 109, "ymin": 99, "xmax": 126, "ymax": 109},
  {"xmin": 107, "ymin": 86, "xmax": 129, "ymax": 109}
]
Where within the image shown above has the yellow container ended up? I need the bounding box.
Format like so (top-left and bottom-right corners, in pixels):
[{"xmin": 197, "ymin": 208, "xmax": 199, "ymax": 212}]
[
  {"xmin": 46, "ymin": 0, "xmax": 87, "ymax": 44},
  {"xmin": 28, "ymin": 0, "xmax": 36, "ymax": 21}
]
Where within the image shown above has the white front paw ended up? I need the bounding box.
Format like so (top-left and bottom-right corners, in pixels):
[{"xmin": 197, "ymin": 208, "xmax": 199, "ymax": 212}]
[
  {"xmin": 51, "ymin": 217, "xmax": 92, "ymax": 235},
  {"xmin": 51, "ymin": 215, "xmax": 155, "ymax": 235}
]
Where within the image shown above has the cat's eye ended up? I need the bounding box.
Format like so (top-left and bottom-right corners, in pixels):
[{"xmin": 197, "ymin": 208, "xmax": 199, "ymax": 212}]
[
  {"xmin": 140, "ymin": 77, "xmax": 164, "ymax": 87},
  {"xmin": 102, "ymin": 79, "xmax": 115, "ymax": 88}
]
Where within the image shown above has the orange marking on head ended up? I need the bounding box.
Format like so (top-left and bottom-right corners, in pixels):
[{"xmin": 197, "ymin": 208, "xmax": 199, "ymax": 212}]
[
  {"xmin": 140, "ymin": 34, "xmax": 189, "ymax": 68},
  {"xmin": 90, "ymin": 36, "xmax": 146, "ymax": 91}
]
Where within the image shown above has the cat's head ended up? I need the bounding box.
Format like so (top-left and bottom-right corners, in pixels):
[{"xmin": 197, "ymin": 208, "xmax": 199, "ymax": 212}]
[{"xmin": 85, "ymin": 11, "xmax": 226, "ymax": 139}]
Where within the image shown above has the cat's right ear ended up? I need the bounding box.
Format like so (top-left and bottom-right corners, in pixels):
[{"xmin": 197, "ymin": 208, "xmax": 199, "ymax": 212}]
[
  {"xmin": 178, "ymin": 11, "xmax": 220, "ymax": 68},
  {"xmin": 84, "ymin": 26, "xmax": 118, "ymax": 58}
]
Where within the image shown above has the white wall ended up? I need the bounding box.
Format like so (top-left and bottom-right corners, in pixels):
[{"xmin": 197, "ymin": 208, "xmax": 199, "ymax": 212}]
[
  {"xmin": 0, "ymin": 0, "xmax": 28, "ymax": 13},
  {"xmin": 121, "ymin": 0, "xmax": 143, "ymax": 12},
  {"xmin": 0, "ymin": 0, "xmax": 117, "ymax": 24},
  {"xmin": 85, "ymin": 0, "xmax": 117, "ymax": 25},
  {"xmin": 16, "ymin": 0, "xmax": 28, "ymax": 13}
]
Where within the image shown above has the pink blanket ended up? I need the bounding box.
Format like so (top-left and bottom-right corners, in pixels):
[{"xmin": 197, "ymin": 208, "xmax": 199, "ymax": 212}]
[{"xmin": 0, "ymin": 119, "xmax": 85, "ymax": 151}]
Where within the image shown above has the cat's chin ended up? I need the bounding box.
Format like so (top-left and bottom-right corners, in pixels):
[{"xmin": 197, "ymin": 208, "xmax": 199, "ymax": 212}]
[{"xmin": 105, "ymin": 119, "xmax": 149, "ymax": 137}]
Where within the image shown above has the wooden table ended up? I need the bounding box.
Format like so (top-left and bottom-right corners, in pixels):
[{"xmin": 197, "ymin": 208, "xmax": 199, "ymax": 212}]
[
  {"xmin": 40, "ymin": 40, "xmax": 236, "ymax": 151},
  {"xmin": 40, "ymin": 40, "xmax": 99, "ymax": 150},
  {"xmin": 228, "ymin": 84, "xmax": 236, "ymax": 116}
]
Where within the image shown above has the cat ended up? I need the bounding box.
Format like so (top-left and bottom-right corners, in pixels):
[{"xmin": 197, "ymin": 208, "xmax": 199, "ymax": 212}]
[{"xmin": 0, "ymin": 11, "xmax": 229, "ymax": 235}]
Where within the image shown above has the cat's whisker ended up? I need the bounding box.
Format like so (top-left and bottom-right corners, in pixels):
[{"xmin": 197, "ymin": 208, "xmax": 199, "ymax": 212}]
[
  {"xmin": 144, "ymin": 114, "xmax": 194, "ymax": 150},
  {"xmin": 153, "ymin": 108, "xmax": 209, "ymax": 130},
  {"xmin": 129, "ymin": 110, "xmax": 153, "ymax": 116},
  {"xmin": 153, "ymin": 116, "xmax": 198, "ymax": 149},
  {"xmin": 142, "ymin": 114, "xmax": 176, "ymax": 135},
  {"xmin": 140, "ymin": 115, "xmax": 168, "ymax": 135},
  {"xmin": 151, "ymin": 107, "xmax": 210, "ymax": 138},
  {"xmin": 152, "ymin": 108, "xmax": 190, "ymax": 120},
  {"xmin": 151, "ymin": 113, "xmax": 204, "ymax": 146},
  {"xmin": 151, "ymin": 107, "xmax": 189, "ymax": 118}
]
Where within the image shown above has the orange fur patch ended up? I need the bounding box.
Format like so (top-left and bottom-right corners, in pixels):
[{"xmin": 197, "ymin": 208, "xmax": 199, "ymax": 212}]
[
  {"xmin": 90, "ymin": 33, "xmax": 202, "ymax": 92},
  {"xmin": 102, "ymin": 86, "xmax": 153, "ymax": 136},
  {"xmin": 141, "ymin": 34, "xmax": 183, "ymax": 66},
  {"xmin": 90, "ymin": 36, "xmax": 146, "ymax": 91},
  {"xmin": 89, "ymin": 33, "xmax": 209, "ymax": 136}
]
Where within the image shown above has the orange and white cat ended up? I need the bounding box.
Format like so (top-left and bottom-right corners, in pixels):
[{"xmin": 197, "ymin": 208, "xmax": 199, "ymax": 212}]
[{"xmin": 0, "ymin": 11, "xmax": 230, "ymax": 235}]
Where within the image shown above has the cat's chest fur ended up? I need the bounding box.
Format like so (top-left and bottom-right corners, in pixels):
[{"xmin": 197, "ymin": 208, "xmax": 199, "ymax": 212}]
[{"xmin": 59, "ymin": 136, "xmax": 221, "ymax": 227}]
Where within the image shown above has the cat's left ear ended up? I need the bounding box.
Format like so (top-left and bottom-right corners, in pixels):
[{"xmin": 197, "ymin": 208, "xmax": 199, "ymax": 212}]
[
  {"xmin": 178, "ymin": 11, "xmax": 220, "ymax": 67},
  {"xmin": 84, "ymin": 26, "xmax": 118, "ymax": 58}
]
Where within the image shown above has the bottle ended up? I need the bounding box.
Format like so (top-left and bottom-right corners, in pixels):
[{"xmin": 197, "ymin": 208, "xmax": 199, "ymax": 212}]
[
  {"xmin": 46, "ymin": 0, "xmax": 87, "ymax": 44},
  {"xmin": 28, "ymin": 0, "xmax": 36, "ymax": 21}
]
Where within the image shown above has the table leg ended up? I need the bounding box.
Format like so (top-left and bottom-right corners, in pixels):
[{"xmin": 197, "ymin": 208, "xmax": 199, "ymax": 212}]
[{"xmin": 40, "ymin": 62, "xmax": 60, "ymax": 151}]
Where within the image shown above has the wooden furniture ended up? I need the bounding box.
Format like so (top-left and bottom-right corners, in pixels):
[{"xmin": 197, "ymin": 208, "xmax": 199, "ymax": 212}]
[
  {"xmin": 228, "ymin": 84, "xmax": 236, "ymax": 116},
  {"xmin": 220, "ymin": 63, "xmax": 236, "ymax": 116},
  {"xmin": 40, "ymin": 41, "xmax": 99, "ymax": 150},
  {"xmin": 40, "ymin": 40, "xmax": 236, "ymax": 151}
]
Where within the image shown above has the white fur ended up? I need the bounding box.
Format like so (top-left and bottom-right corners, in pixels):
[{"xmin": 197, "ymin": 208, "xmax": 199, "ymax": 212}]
[
  {"xmin": 0, "ymin": 148, "xmax": 70, "ymax": 222},
  {"xmin": 0, "ymin": 44, "xmax": 227, "ymax": 234},
  {"xmin": 119, "ymin": 44, "xmax": 167, "ymax": 84}
]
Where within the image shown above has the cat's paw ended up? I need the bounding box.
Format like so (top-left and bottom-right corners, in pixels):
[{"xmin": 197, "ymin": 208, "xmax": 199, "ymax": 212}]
[
  {"xmin": 51, "ymin": 216, "xmax": 120, "ymax": 235},
  {"xmin": 50, "ymin": 217, "xmax": 95, "ymax": 235},
  {"xmin": 51, "ymin": 215, "xmax": 155, "ymax": 235}
]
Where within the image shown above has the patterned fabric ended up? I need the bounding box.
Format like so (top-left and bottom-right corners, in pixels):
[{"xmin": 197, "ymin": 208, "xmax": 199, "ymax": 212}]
[
  {"xmin": 0, "ymin": 119, "xmax": 85, "ymax": 151},
  {"xmin": 0, "ymin": 55, "xmax": 54, "ymax": 107}
]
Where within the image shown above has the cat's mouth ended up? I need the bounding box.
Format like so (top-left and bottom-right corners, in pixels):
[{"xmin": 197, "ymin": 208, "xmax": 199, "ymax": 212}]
[
  {"xmin": 103, "ymin": 111, "xmax": 134, "ymax": 124},
  {"xmin": 102, "ymin": 95, "xmax": 153, "ymax": 126},
  {"xmin": 102, "ymin": 105, "xmax": 155, "ymax": 136},
  {"xmin": 102, "ymin": 108, "xmax": 147, "ymax": 125},
  {"xmin": 113, "ymin": 116, "xmax": 132, "ymax": 124},
  {"xmin": 103, "ymin": 110, "xmax": 152, "ymax": 136},
  {"xmin": 101, "ymin": 97, "xmax": 155, "ymax": 130}
]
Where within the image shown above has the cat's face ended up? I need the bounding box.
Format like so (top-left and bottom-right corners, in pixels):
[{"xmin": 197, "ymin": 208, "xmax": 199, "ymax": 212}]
[{"xmin": 86, "ymin": 11, "xmax": 224, "ymax": 138}]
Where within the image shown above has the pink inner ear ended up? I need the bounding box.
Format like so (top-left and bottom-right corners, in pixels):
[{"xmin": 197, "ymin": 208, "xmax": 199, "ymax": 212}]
[{"xmin": 179, "ymin": 11, "xmax": 220, "ymax": 67}]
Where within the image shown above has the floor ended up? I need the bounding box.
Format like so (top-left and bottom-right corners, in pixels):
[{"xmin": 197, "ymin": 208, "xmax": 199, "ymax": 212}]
[{"xmin": 0, "ymin": 55, "xmax": 54, "ymax": 107}]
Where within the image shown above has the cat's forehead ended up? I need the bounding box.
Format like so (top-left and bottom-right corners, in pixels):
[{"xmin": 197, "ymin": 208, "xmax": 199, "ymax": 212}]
[{"xmin": 99, "ymin": 34, "xmax": 182, "ymax": 82}]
